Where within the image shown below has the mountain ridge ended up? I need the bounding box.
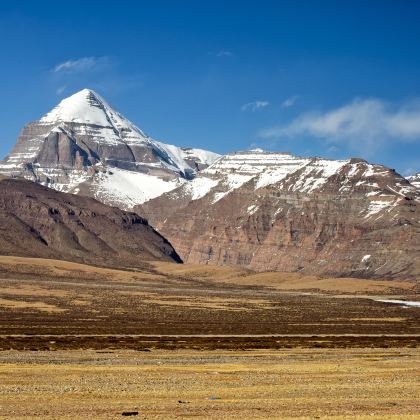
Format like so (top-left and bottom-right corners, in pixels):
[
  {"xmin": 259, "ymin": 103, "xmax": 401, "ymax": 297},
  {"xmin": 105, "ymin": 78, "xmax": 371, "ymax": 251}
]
[
  {"xmin": 138, "ymin": 150, "xmax": 420, "ymax": 280},
  {"xmin": 407, "ymin": 173, "xmax": 420, "ymax": 189},
  {"xmin": 0, "ymin": 175, "xmax": 181, "ymax": 267},
  {"xmin": 0, "ymin": 89, "xmax": 220, "ymax": 209}
]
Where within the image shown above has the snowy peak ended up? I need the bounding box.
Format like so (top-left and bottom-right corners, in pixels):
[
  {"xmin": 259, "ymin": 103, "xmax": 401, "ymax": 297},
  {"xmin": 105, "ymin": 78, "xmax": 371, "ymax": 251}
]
[
  {"xmin": 0, "ymin": 89, "xmax": 220, "ymax": 209},
  {"xmin": 41, "ymin": 89, "xmax": 117, "ymax": 125},
  {"xmin": 39, "ymin": 88, "xmax": 147, "ymax": 141},
  {"xmin": 40, "ymin": 89, "xmax": 103, "ymax": 123}
]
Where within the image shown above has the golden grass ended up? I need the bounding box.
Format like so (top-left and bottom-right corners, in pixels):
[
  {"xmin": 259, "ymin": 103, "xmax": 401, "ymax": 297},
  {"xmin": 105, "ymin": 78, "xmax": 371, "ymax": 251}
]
[
  {"xmin": 236, "ymin": 272, "xmax": 416, "ymax": 293},
  {"xmin": 152, "ymin": 260, "xmax": 250, "ymax": 280},
  {"xmin": 0, "ymin": 348, "xmax": 418, "ymax": 418},
  {"xmin": 0, "ymin": 285, "xmax": 71, "ymax": 298},
  {"xmin": 117, "ymin": 289, "xmax": 272, "ymax": 311},
  {"xmin": 0, "ymin": 255, "xmax": 165, "ymax": 283},
  {"xmin": 0, "ymin": 298, "xmax": 66, "ymax": 313},
  {"xmin": 153, "ymin": 261, "xmax": 417, "ymax": 294},
  {"xmin": 0, "ymin": 255, "xmax": 416, "ymax": 296}
]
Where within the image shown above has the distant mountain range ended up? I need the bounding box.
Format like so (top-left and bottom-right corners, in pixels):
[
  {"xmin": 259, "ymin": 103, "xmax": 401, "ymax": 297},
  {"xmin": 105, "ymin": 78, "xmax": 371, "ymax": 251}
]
[
  {"xmin": 1, "ymin": 89, "xmax": 419, "ymax": 279},
  {"xmin": 139, "ymin": 150, "xmax": 420, "ymax": 279}
]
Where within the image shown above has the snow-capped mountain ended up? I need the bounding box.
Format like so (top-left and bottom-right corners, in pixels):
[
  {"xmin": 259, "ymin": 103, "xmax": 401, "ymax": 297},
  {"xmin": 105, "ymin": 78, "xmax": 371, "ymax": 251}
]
[
  {"xmin": 140, "ymin": 150, "xmax": 420, "ymax": 219},
  {"xmin": 2, "ymin": 90, "xmax": 420, "ymax": 279},
  {"xmin": 407, "ymin": 173, "xmax": 420, "ymax": 189},
  {"xmin": 0, "ymin": 89, "xmax": 219, "ymax": 208},
  {"xmin": 139, "ymin": 150, "xmax": 420, "ymax": 279}
]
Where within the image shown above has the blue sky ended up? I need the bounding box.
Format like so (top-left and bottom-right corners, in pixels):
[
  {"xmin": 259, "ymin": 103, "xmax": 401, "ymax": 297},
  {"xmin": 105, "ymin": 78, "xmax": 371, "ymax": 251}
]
[{"xmin": 1, "ymin": 0, "xmax": 420, "ymax": 175}]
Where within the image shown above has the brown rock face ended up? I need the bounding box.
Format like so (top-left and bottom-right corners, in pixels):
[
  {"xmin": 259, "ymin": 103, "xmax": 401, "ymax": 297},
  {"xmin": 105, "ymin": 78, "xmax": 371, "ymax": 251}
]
[
  {"xmin": 37, "ymin": 129, "xmax": 94, "ymax": 168},
  {"xmin": 139, "ymin": 152, "xmax": 420, "ymax": 280},
  {"xmin": 0, "ymin": 177, "xmax": 181, "ymax": 268}
]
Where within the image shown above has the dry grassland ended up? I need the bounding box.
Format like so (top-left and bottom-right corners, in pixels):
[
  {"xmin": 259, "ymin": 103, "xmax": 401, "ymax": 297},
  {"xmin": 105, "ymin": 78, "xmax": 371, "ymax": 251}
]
[
  {"xmin": 0, "ymin": 256, "xmax": 419, "ymax": 418},
  {"xmin": 0, "ymin": 348, "xmax": 418, "ymax": 419},
  {"xmin": 0, "ymin": 256, "xmax": 418, "ymax": 349}
]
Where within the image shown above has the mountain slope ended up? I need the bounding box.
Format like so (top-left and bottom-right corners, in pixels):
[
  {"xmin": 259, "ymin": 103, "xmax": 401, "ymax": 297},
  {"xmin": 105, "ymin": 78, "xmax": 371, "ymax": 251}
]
[
  {"xmin": 407, "ymin": 173, "xmax": 420, "ymax": 189},
  {"xmin": 138, "ymin": 150, "xmax": 420, "ymax": 280},
  {"xmin": 0, "ymin": 176, "xmax": 181, "ymax": 267},
  {"xmin": 0, "ymin": 89, "xmax": 219, "ymax": 209}
]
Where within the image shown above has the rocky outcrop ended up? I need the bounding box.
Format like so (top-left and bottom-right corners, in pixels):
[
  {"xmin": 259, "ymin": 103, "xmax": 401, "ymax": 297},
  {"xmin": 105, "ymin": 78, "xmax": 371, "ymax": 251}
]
[
  {"xmin": 0, "ymin": 176, "xmax": 181, "ymax": 268},
  {"xmin": 0, "ymin": 89, "xmax": 219, "ymax": 209},
  {"xmin": 139, "ymin": 151, "xmax": 420, "ymax": 280}
]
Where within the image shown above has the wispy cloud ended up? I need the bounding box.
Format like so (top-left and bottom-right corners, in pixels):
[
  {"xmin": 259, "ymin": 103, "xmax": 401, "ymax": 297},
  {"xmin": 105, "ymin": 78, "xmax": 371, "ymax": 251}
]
[
  {"xmin": 53, "ymin": 56, "xmax": 109, "ymax": 73},
  {"xmin": 259, "ymin": 98, "xmax": 420, "ymax": 154},
  {"xmin": 281, "ymin": 95, "xmax": 299, "ymax": 108},
  {"xmin": 241, "ymin": 100, "xmax": 269, "ymax": 112},
  {"xmin": 55, "ymin": 85, "xmax": 66, "ymax": 95},
  {"xmin": 216, "ymin": 50, "xmax": 233, "ymax": 57},
  {"xmin": 404, "ymin": 167, "xmax": 417, "ymax": 176}
]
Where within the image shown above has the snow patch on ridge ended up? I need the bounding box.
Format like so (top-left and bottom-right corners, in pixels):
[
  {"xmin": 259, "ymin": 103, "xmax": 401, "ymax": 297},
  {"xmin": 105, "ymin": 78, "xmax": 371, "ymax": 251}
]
[
  {"xmin": 212, "ymin": 173, "xmax": 254, "ymax": 203},
  {"xmin": 289, "ymin": 159, "xmax": 349, "ymax": 192},
  {"xmin": 206, "ymin": 152, "xmax": 349, "ymax": 193},
  {"xmin": 182, "ymin": 177, "xmax": 219, "ymax": 201},
  {"xmin": 406, "ymin": 173, "xmax": 420, "ymax": 189},
  {"xmin": 365, "ymin": 199, "xmax": 396, "ymax": 218},
  {"xmin": 181, "ymin": 148, "xmax": 221, "ymax": 166},
  {"xmin": 247, "ymin": 204, "xmax": 259, "ymax": 215},
  {"xmin": 255, "ymin": 156, "xmax": 308, "ymax": 189},
  {"xmin": 93, "ymin": 167, "xmax": 181, "ymax": 209}
]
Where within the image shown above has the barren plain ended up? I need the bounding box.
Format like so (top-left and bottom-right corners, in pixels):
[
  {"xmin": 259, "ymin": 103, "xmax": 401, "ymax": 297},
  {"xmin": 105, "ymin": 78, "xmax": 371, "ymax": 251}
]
[
  {"xmin": 0, "ymin": 256, "xmax": 419, "ymax": 418},
  {"xmin": 1, "ymin": 348, "xmax": 419, "ymax": 419}
]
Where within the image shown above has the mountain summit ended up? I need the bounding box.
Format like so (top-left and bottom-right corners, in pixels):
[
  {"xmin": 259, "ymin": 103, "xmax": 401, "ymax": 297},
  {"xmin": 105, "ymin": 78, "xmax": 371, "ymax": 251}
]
[
  {"xmin": 0, "ymin": 89, "xmax": 220, "ymax": 208},
  {"xmin": 39, "ymin": 89, "xmax": 134, "ymax": 127}
]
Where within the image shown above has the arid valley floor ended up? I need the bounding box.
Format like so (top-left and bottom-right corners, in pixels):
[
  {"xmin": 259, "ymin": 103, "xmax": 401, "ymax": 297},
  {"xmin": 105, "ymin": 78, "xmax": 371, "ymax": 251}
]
[
  {"xmin": 1, "ymin": 348, "xmax": 419, "ymax": 419},
  {"xmin": 0, "ymin": 256, "xmax": 419, "ymax": 418}
]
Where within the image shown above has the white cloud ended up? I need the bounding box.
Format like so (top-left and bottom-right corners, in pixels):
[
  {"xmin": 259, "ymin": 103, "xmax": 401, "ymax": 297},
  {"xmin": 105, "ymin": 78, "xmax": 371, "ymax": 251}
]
[
  {"xmin": 281, "ymin": 95, "xmax": 299, "ymax": 108},
  {"xmin": 53, "ymin": 56, "xmax": 108, "ymax": 73},
  {"xmin": 241, "ymin": 100, "xmax": 269, "ymax": 112},
  {"xmin": 216, "ymin": 50, "xmax": 233, "ymax": 57},
  {"xmin": 260, "ymin": 98, "xmax": 420, "ymax": 153}
]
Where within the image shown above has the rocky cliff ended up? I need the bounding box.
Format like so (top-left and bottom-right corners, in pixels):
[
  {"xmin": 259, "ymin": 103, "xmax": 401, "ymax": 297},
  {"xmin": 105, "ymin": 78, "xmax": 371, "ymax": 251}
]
[{"xmin": 139, "ymin": 151, "xmax": 420, "ymax": 280}]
